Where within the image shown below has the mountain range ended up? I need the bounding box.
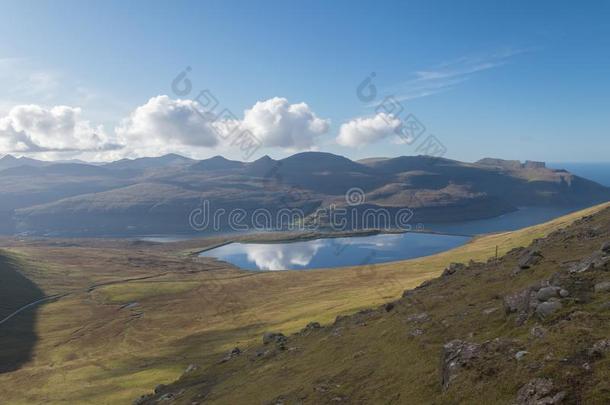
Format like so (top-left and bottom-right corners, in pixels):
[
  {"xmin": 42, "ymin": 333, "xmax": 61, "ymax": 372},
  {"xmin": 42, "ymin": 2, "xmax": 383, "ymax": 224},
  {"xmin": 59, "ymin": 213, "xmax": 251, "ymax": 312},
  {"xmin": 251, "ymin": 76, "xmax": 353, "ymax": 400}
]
[{"xmin": 1, "ymin": 152, "xmax": 609, "ymax": 236}]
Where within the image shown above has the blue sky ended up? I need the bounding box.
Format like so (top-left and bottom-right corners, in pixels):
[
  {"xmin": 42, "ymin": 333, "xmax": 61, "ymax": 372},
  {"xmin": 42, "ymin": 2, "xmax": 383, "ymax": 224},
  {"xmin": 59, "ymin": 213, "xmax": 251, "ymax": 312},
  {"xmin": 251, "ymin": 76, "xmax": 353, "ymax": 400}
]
[{"xmin": 0, "ymin": 0, "xmax": 609, "ymax": 162}]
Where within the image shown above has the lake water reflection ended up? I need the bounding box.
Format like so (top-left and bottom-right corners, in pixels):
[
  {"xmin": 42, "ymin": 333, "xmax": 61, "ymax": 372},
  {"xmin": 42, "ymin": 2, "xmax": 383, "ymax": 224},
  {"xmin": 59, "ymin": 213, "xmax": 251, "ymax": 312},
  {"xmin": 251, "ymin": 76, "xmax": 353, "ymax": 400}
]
[{"xmin": 199, "ymin": 232, "xmax": 471, "ymax": 271}]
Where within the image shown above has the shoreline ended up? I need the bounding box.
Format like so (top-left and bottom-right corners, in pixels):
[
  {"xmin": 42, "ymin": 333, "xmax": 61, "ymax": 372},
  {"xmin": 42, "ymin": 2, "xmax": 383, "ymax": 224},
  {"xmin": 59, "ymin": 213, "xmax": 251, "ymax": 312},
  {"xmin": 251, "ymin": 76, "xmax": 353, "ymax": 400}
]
[{"xmin": 188, "ymin": 227, "xmax": 476, "ymax": 257}]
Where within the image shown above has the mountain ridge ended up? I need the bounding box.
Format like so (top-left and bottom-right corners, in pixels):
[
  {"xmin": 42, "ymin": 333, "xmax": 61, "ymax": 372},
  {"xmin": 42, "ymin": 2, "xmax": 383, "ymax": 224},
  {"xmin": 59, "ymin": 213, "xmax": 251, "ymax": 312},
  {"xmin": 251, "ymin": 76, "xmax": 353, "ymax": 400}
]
[{"xmin": 0, "ymin": 153, "xmax": 608, "ymax": 236}]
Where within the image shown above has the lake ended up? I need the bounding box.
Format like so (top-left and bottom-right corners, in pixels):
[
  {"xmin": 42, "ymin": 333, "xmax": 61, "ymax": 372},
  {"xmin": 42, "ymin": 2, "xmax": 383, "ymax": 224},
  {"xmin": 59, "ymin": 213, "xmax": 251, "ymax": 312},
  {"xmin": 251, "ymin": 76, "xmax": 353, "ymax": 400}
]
[
  {"xmin": 198, "ymin": 204, "xmax": 588, "ymax": 271},
  {"xmin": 199, "ymin": 232, "xmax": 471, "ymax": 271}
]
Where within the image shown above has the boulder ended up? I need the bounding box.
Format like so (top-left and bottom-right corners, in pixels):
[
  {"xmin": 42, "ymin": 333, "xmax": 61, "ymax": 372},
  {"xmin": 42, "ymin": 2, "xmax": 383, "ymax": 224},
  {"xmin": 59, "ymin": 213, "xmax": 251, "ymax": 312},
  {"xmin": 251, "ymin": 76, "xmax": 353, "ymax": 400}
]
[
  {"xmin": 536, "ymin": 286, "xmax": 561, "ymax": 302},
  {"xmin": 409, "ymin": 328, "xmax": 424, "ymax": 337},
  {"xmin": 503, "ymin": 288, "xmax": 538, "ymax": 324},
  {"xmin": 406, "ymin": 312, "xmax": 429, "ymax": 323},
  {"xmin": 442, "ymin": 262, "xmax": 465, "ymax": 277},
  {"xmin": 601, "ymin": 241, "xmax": 610, "ymax": 254},
  {"xmin": 158, "ymin": 393, "xmax": 174, "ymax": 401},
  {"xmin": 219, "ymin": 347, "xmax": 242, "ymax": 363},
  {"xmin": 569, "ymin": 251, "xmax": 610, "ymax": 273},
  {"xmin": 384, "ymin": 302, "xmax": 395, "ymax": 312},
  {"xmin": 515, "ymin": 378, "xmax": 565, "ymax": 405},
  {"xmin": 482, "ymin": 307, "xmax": 499, "ymax": 315},
  {"xmin": 535, "ymin": 301, "xmax": 562, "ymax": 320},
  {"xmin": 530, "ymin": 325, "xmax": 547, "ymax": 339},
  {"xmin": 586, "ymin": 339, "xmax": 610, "ymax": 359},
  {"xmin": 503, "ymin": 289, "xmax": 532, "ymax": 314},
  {"xmin": 301, "ymin": 322, "xmax": 322, "ymax": 334},
  {"xmin": 515, "ymin": 350, "xmax": 529, "ymax": 361},
  {"xmin": 594, "ymin": 281, "xmax": 610, "ymax": 293},
  {"xmin": 440, "ymin": 340, "xmax": 481, "ymax": 390},
  {"xmin": 518, "ymin": 250, "xmax": 543, "ymax": 269},
  {"xmin": 263, "ymin": 332, "xmax": 287, "ymax": 346}
]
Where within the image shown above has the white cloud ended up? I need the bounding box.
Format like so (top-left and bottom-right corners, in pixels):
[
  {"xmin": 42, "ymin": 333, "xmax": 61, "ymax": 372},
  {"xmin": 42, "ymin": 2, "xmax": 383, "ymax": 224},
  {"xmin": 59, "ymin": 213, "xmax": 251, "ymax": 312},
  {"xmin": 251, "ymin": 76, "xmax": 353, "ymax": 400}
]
[
  {"xmin": 114, "ymin": 95, "xmax": 330, "ymax": 158},
  {"xmin": 336, "ymin": 113, "xmax": 401, "ymax": 148},
  {"xmin": 115, "ymin": 95, "xmax": 222, "ymax": 156},
  {"xmin": 0, "ymin": 104, "xmax": 118, "ymax": 153},
  {"xmin": 240, "ymin": 97, "xmax": 329, "ymax": 150}
]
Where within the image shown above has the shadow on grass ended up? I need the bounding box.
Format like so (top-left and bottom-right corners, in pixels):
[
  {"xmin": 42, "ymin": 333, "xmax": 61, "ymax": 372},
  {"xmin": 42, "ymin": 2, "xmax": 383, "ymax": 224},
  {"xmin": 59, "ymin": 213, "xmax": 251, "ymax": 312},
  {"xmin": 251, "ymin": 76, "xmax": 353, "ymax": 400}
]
[{"xmin": 0, "ymin": 252, "xmax": 45, "ymax": 374}]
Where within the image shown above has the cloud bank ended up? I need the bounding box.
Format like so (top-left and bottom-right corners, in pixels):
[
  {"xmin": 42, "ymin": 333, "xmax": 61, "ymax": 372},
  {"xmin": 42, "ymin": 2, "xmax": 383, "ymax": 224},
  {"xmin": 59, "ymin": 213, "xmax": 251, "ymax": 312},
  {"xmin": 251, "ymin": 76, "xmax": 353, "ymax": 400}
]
[{"xmin": 0, "ymin": 96, "xmax": 332, "ymax": 160}]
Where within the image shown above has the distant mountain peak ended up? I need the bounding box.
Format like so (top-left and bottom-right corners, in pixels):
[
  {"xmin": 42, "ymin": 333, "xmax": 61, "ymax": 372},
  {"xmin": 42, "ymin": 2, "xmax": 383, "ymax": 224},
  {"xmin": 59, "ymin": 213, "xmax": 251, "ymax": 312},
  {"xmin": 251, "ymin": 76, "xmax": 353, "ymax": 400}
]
[
  {"xmin": 254, "ymin": 155, "xmax": 274, "ymax": 162},
  {"xmin": 190, "ymin": 155, "xmax": 245, "ymax": 171},
  {"xmin": 0, "ymin": 154, "xmax": 17, "ymax": 161},
  {"xmin": 207, "ymin": 155, "xmax": 232, "ymax": 162},
  {"xmin": 162, "ymin": 153, "xmax": 188, "ymax": 159}
]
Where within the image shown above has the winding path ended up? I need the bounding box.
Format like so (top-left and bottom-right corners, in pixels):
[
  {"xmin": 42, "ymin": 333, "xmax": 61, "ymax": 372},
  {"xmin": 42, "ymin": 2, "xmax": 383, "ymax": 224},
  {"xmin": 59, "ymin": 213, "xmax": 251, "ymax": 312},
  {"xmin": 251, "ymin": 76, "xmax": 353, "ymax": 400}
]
[
  {"xmin": 0, "ymin": 272, "xmax": 173, "ymax": 328},
  {"xmin": 0, "ymin": 293, "xmax": 68, "ymax": 326}
]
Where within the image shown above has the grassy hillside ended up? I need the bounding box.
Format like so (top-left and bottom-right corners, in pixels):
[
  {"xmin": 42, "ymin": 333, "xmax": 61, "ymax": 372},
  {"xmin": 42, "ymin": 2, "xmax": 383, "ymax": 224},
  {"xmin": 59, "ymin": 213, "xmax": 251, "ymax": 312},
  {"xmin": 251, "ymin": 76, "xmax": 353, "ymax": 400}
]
[
  {"xmin": 0, "ymin": 203, "xmax": 607, "ymax": 404},
  {"xmin": 143, "ymin": 203, "xmax": 610, "ymax": 404}
]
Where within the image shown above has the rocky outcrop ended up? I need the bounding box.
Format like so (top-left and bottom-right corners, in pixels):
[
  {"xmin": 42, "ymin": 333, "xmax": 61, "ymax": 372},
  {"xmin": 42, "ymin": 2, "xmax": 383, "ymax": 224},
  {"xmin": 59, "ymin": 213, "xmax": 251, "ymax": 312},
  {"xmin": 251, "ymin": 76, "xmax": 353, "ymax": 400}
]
[
  {"xmin": 594, "ymin": 281, "xmax": 610, "ymax": 293},
  {"xmin": 219, "ymin": 347, "xmax": 241, "ymax": 363},
  {"xmin": 586, "ymin": 339, "xmax": 610, "ymax": 359},
  {"xmin": 503, "ymin": 288, "xmax": 538, "ymax": 325},
  {"xmin": 504, "ymin": 282, "xmax": 569, "ymax": 324},
  {"xmin": 440, "ymin": 338, "xmax": 519, "ymax": 390},
  {"xmin": 300, "ymin": 322, "xmax": 322, "ymax": 335},
  {"xmin": 442, "ymin": 262, "xmax": 466, "ymax": 277},
  {"xmin": 515, "ymin": 378, "xmax": 565, "ymax": 405},
  {"xmin": 518, "ymin": 250, "xmax": 544, "ymax": 270},
  {"xmin": 263, "ymin": 332, "xmax": 287, "ymax": 350},
  {"xmin": 440, "ymin": 340, "xmax": 482, "ymax": 390},
  {"xmin": 535, "ymin": 301, "xmax": 562, "ymax": 320},
  {"xmin": 568, "ymin": 249, "xmax": 610, "ymax": 273},
  {"xmin": 535, "ymin": 286, "xmax": 562, "ymax": 301}
]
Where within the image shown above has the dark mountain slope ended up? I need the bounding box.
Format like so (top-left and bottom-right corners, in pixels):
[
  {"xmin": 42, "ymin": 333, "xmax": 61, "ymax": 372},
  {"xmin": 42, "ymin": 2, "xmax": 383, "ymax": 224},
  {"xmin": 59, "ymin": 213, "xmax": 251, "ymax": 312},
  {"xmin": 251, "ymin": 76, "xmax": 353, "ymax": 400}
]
[
  {"xmin": 4, "ymin": 153, "xmax": 610, "ymax": 236},
  {"xmin": 139, "ymin": 205, "xmax": 610, "ymax": 404}
]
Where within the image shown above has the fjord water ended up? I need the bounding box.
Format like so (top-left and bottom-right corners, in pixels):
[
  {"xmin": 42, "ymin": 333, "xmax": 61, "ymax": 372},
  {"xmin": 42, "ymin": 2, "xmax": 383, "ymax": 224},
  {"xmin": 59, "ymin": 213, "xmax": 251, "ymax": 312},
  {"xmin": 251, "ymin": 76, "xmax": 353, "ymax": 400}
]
[{"xmin": 199, "ymin": 233, "xmax": 471, "ymax": 271}]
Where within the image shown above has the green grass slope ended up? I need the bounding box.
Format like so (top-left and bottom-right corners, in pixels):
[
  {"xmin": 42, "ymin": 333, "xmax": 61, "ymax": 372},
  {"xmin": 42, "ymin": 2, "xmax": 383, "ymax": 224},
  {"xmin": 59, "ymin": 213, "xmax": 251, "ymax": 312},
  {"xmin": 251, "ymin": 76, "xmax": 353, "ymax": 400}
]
[{"xmin": 141, "ymin": 204, "xmax": 610, "ymax": 404}]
